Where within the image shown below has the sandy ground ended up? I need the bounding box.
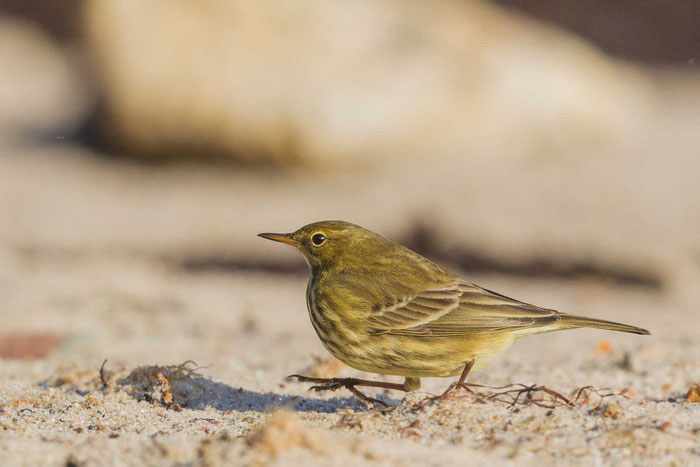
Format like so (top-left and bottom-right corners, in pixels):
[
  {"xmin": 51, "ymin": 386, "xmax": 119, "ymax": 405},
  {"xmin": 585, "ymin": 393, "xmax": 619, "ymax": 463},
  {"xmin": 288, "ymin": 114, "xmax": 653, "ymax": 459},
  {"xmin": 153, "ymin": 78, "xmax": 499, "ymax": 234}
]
[
  {"xmin": 0, "ymin": 236, "xmax": 698, "ymax": 465},
  {"xmin": 1, "ymin": 12, "xmax": 699, "ymax": 465},
  {"xmin": 0, "ymin": 143, "xmax": 697, "ymax": 466}
]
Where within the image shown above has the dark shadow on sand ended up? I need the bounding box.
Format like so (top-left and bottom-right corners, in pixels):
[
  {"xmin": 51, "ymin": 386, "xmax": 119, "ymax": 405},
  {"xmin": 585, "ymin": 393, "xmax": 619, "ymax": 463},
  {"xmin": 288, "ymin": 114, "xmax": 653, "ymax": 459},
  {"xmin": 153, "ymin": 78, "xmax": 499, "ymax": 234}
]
[{"xmin": 116, "ymin": 371, "xmax": 399, "ymax": 413}]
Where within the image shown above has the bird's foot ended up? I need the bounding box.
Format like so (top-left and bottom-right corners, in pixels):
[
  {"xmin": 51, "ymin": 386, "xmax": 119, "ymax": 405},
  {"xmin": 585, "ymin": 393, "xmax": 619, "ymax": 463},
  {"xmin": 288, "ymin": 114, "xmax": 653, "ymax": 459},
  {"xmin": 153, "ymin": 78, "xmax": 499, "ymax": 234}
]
[
  {"xmin": 287, "ymin": 374, "xmax": 388, "ymax": 407},
  {"xmin": 413, "ymin": 381, "xmax": 483, "ymax": 410}
]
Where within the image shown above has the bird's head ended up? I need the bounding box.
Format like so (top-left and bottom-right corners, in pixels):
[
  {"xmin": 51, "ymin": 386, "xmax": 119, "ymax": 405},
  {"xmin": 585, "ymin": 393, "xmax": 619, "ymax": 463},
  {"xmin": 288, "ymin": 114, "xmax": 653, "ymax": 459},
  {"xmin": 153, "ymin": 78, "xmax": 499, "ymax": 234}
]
[{"xmin": 258, "ymin": 220, "xmax": 386, "ymax": 272}]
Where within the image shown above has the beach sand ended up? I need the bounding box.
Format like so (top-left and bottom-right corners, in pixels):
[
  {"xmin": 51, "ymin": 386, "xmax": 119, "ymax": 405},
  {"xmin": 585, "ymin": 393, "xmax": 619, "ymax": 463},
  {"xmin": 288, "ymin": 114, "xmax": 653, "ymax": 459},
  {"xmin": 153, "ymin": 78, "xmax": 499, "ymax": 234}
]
[{"xmin": 1, "ymin": 242, "xmax": 697, "ymax": 465}]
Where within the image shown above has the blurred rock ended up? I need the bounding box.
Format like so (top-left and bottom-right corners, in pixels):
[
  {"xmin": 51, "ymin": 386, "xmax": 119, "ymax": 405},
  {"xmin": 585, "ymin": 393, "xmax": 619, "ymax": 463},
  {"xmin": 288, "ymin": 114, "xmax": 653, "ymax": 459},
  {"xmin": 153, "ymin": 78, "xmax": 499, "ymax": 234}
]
[
  {"xmin": 83, "ymin": 0, "xmax": 651, "ymax": 164},
  {"xmin": 0, "ymin": 0, "xmax": 82, "ymax": 43},
  {"xmin": 0, "ymin": 0, "xmax": 698, "ymax": 304},
  {"xmin": 498, "ymin": 0, "xmax": 700, "ymax": 66},
  {"xmin": 0, "ymin": 18, "xmax": 92, "ymax": 139}
]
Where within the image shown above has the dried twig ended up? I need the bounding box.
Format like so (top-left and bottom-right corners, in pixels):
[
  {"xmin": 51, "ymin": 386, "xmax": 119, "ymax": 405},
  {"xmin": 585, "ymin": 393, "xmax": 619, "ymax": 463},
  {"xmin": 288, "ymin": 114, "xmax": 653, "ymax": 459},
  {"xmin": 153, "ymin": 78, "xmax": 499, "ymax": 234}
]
[
  {"xmin": 179, "ymin": 360, "xmax": 210, "ymax": 373},
  {"xmin": 99, "ymin": 359, "xmax": 110, "ymax": 389},
  {"xmin": 413, "ymin": 382, "xmax": 591, "ymax": 411},
  {"xmin": 571, "ymin": 385, "xmax": 630, "ymax": 409},
  {"xmin": 475, "ymin": 383, "xmax": 573, "ymax": 409}
]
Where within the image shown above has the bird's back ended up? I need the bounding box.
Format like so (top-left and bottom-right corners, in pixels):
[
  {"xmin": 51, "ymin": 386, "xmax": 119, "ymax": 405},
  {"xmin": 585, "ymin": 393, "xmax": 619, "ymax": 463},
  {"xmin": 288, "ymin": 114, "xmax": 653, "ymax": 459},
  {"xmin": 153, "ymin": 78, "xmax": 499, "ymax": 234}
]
[{"xmin": 301, "ymin": 223, "xmax": 648, "ymax": 378}]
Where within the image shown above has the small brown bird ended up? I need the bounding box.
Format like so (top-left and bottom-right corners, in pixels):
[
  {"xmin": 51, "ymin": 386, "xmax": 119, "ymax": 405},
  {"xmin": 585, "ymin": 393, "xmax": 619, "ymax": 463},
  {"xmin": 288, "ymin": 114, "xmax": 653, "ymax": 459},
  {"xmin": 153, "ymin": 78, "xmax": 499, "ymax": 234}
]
[{"xmin": 259, "ymin": 221, "xmax": 650, "ymax": 405}]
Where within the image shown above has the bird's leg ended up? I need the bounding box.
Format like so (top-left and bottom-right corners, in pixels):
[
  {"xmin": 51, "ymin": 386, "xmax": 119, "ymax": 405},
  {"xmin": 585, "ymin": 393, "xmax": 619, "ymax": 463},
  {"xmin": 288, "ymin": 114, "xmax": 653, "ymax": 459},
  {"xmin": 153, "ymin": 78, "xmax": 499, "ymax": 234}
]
[
  {"xmin": 287, "ymin": 374, "xmax": 417, "ymax": 407},
  {"xmin": 454, "ymin": 359, "xmax": 475, "ymax": 389},
  {"xmin": 414, "ymin": 360, "xmax": 476, "ymax": 409},
  {"xmin": 439, "ymin": 359, "xmax": 476, "ymax": 397}
]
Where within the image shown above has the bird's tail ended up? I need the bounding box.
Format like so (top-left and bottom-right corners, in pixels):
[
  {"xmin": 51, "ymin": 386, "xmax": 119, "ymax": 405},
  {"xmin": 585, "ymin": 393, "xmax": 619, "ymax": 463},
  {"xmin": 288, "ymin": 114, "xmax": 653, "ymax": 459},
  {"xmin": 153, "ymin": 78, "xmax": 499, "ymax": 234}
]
[{"xmin": 558, "ymin": 314, "xmax": 650, "ymax": 335}]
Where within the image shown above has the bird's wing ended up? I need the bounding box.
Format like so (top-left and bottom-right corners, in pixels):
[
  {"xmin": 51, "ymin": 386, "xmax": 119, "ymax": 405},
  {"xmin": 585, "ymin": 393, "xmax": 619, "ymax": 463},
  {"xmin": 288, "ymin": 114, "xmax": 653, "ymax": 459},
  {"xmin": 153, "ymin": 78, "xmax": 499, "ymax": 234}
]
[
  {"xmin": 367, "ymin": 284, "xmax": 463, "ymax": 335},
  {"xmin": 370, "ymin": 282, "xmax": 560, "ymax": 337}
]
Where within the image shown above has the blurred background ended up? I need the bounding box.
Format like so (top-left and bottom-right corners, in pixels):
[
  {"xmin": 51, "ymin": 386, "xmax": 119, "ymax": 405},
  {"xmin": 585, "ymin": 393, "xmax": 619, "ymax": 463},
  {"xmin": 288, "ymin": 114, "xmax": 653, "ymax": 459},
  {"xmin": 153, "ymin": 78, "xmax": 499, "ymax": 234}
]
[
  {"xmin": 1, "ymin": 3, "xmax": 699, "ymax": 463},
  {"xmin": 0, "ymin": 0, "xmax": 699, "ymax": 359}
]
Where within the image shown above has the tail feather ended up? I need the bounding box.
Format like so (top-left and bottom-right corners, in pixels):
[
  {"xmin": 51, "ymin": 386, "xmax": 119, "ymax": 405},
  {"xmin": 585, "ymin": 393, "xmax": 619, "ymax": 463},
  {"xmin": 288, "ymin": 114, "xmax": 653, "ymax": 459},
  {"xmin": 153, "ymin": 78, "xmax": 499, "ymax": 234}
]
[{"xmin": 558, "ymin": 314, "xmax": 650, "ymax": 335}]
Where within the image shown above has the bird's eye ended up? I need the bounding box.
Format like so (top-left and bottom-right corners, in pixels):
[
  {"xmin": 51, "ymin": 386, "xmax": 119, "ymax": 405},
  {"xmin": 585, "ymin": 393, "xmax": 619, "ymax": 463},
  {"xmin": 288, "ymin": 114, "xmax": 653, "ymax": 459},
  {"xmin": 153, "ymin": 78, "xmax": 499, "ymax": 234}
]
[{"xmin": 311, "ymin": 233, "xmax": 327, "ymax": 246}]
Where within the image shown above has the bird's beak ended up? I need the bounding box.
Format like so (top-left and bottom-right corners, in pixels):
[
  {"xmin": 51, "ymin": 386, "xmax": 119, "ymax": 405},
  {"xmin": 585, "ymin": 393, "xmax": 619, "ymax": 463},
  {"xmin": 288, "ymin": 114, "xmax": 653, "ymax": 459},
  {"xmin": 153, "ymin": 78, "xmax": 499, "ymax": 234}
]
[{"xmin": 257, "ymin": 232, "xmax": 298, "ymax": 246}]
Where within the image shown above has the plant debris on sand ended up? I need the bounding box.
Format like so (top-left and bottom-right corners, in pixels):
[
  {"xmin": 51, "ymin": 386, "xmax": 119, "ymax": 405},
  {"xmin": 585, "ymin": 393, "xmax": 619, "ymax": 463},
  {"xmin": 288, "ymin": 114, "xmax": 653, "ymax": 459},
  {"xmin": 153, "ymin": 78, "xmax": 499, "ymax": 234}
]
[
  {"xmin": 118, "ymin": 361, "xmax": 208, "ymax": 410},
  {"xmin": 409, "ymin": 382, "xmax": 632, "ymax": 412}
]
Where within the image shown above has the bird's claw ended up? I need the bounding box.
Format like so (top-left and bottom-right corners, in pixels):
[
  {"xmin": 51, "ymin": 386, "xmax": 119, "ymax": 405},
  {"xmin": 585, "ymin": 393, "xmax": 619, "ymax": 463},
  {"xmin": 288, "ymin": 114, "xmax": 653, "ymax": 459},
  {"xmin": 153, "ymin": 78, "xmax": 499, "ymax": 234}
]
[
  {"xmin": 286, "ymin": 374, "xmax": 337, "ymax": 384},
  {"xmin": 413, "ymin": 381, "xmax": 477, "ymax": 410},
  {"xmin": 309, "ymin": 383, "xmax": 343, "ymax": 392},
  {"xmin": 286, "ymin": 374, "xmax": 307, "ymax": 382},
  {"xmin": 286, "ymin": 374, "xmax": 388, "ymax": 407}
]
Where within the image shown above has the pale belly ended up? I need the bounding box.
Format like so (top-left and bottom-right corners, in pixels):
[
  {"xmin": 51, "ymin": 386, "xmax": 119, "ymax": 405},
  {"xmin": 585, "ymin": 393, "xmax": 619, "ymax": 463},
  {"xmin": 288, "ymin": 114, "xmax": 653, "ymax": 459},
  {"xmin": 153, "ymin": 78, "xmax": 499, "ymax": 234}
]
[{"xmin": 317, "ymin": 329, "xmax": 515, "ymax": 378}]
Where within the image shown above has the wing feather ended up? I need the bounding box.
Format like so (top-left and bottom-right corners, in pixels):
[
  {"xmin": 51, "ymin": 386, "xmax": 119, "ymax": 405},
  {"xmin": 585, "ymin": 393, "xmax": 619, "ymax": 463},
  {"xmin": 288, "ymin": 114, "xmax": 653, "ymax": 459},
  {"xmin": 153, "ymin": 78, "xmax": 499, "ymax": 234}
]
[
  {"xmin": 367, "ymin": 285, "xmax": 462, "ymax": 333},
  {"xmin": 370, "ymin": 282, "xmax": 561, "ymax": 337}
]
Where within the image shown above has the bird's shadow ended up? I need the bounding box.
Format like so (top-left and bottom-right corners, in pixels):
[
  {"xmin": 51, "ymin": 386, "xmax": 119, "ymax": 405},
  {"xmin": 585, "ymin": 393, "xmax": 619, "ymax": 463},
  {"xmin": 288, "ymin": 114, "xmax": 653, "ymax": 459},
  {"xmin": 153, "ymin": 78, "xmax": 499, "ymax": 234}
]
[{"xmin": 116, "ymin": 367, "xmax": 399, "ymax": 413}]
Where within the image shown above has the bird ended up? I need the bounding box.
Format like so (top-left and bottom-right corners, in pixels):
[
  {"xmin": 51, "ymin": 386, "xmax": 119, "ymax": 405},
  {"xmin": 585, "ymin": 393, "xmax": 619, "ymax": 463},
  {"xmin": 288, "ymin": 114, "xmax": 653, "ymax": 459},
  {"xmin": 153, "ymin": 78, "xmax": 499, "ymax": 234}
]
[{"xmin": 258, "ymin": 221, "xmax": 650, "ymax": 405}]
